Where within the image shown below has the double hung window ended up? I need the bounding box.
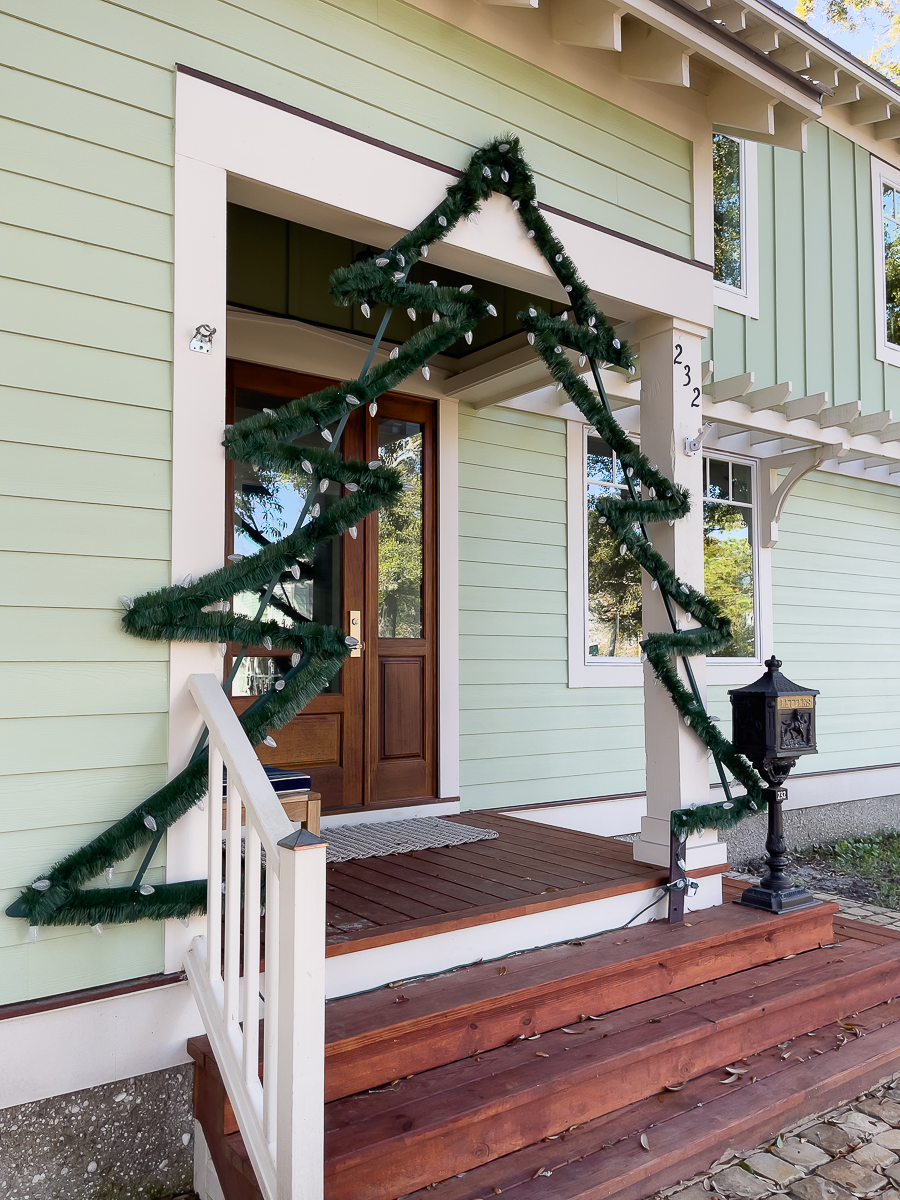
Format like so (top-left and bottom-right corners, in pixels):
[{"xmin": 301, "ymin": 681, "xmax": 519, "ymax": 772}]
[{"xmin": 582, "ymin": 433, "xmax": 757, "ymax": 663}]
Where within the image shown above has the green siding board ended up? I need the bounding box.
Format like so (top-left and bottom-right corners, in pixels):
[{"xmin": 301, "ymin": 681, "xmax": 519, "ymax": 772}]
[
  {"xmin": 0, "ymin": 277, "xmax": 172, "ymax": 361},
  {"xmin": 458, "ymin": 463, "xmax": 566, "ymax": 502},
  {"xmin": 0, "ymin": 65, "xmax": 173, "ymax": 165},
  {"xmin": 0, "ymin": 609, "xmax": 168, "ymax": 663},
  {"xmin": 459, "ymin": 486, "xmax": 567, "ymax": 525},
  {"xmin": 0, "ymin": 332, "xmax": 172, "ymax": 410},
  {"xmin": 459, "ymin": 438, "xmax": 564, "ymax": 478},
  {"xmin": 459, "ymin": 562, "xmax": 565, "ymax": 590},
  {"xmin": 458, "ymin": 586, "xmax": 569, "ymax": 616},
  {"xmin": 709, "ymin": 307, "xmax": 745, "ymax": 380},
  {"xmin": 460, "ymin": 635, "xmax": 568, "ymax": 661},
  {"xmin": 0, "ymin": 662, "xmax": 168, "ymax": 720},
  {"xmin": 802, "ymin": 122, "xmax": 833, "ymax": 403},
  {"xmin": 460, "ymin": 685, "xmax": 642, "ymax": 710},
  {"xmin": 0, "ymin": 552, "xmax": 169, "ymax": 609},
  {"xmin": 0, "ymin": 443, "xmax": 171, "ymax": 510},
  {"xmin": 855, "ymin": 141, "xmax": 886, "ymax": 414},
  {"xmin": 460, "ymin": 541, "xmax": 566, "ymax": 570},
  {"xmin": 829, "ymin": 132, "xmax": 860, "ymax": 406},
  {"xmin": 460, "ymin": 611, "xmax": 568, "ymax": 638},
  {"xmin": 0, "ymin": 389, "xmax": 171, "ymax": 459},
  {"xmin": 0, "ymin": 765, "xmax": 167, "ymax": 835},
  {"xmin": 745, "ymin": 145, "xmax": 777, "ymax": 388},
  {"xmin": 459, "ymin": 512, "xmax": 565, "ymax": 547},
  {"xmin": 773, "ymin": 147, "xmax": 806, "ymax": 389},
  {"xmin": 0, "ymin": 496, "xmax": 170, "ymax": 560},
  {"xmin": 0, "ymin": 224, "xmax": 173, "ymax": 311},
  {"xmin": 0, "ymin": 121, "xmax": 174, "ymax": 217},
  {"xmin": 460, "ymin": 414, "xmax": 567, "ymax": 457},
  {"xmin": 0, "ymin": 713, "xmax": 168, "ymax": 777},
  {"xmin": 460, "ymin": 701, "xmax": 641, "ymax": 735}
]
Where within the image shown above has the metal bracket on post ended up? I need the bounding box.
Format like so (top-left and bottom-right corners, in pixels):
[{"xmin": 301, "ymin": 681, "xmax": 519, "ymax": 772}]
[
  {"xmin": 683, "ymin": 422, "xmax": 713, "ymax": 456},
  {"xmin": 668, "ymin": 825, "xmax": 687, "ymax": 923}
]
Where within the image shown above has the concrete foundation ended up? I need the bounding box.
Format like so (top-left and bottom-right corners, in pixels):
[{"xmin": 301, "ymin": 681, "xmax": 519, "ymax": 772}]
[{"xmin": 0, "ymin": 1064, "xmax": 194, "ymax": 1200}]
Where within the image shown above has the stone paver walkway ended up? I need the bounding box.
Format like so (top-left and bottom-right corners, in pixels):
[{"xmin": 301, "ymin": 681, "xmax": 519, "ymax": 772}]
[{"xmin": 651, "ymin": 885, "xmax": 900, "ymax": 1200}]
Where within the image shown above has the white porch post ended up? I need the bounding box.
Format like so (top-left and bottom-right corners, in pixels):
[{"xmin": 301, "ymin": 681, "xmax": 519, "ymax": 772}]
[{"xmin": 631, "ymin": 317, "xmax": 728, "ymax": 887}]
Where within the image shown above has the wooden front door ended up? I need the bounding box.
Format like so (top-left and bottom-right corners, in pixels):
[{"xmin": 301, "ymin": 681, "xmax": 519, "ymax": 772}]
[{"xmin": 225, "ymin": 360, "xmax": 437, "ymax": 812}]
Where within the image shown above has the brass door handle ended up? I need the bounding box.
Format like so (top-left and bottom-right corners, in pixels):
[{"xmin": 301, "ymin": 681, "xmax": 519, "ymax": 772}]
[{"xmin": 349, "ymin": 611, "xmax": 362, "ymax": 657}]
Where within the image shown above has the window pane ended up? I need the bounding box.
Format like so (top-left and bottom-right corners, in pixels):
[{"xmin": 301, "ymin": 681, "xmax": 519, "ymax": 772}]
[
  {"xmin": 704, "ymin": 501, "xmax": 754, "ymax": 657},
  {"xmin": 232, "ymin": 654, "xmax": 293, "ymax": 698},
  {"xmin": 707, "ymin": 457, "xmax": 729, "ymax": 500},
  {"xmin": 586, "ymin": 491, "xmax": 642, "ymax": 658},
  {"xmin": 713, "ymin": 133, "xmax": 742, "ymax": 289},
  {"xmin": 231, "ymin": 388, "xmax": 341, "ymax": 691},
  {"xmin": 586, "ymin": 435, "xmax": 615, "ymax": 485},
  {"xmin": 886, "ymin": 215, "xmax": 900, "ymax": 348},
  {"xmin": 884, "ymin": 183, "xmax": 896, "ymax": 221},
  {"xmin": 731, "ymin": 461, "xmax": 752, "ymax": 503},
  {"xmin": 378, "ymin": 418, "xmax": 423, "ymax": 638}
]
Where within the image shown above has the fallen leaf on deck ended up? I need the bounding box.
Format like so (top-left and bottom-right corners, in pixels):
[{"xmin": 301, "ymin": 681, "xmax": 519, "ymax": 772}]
[
  {"xmin": 388, "ymin": 980, "xmax": 405, "ymax": 988},
  {"xmin": 665, "ymin": 1083, "xmax": 685, "ymax": 1091},
  {"xmin": 527, "ymin": 1033, "xmax": 541, "ymax": 1039},
  {"xmin": 780, "ymin": 1051, "xmax": 791, "ymax": 1060},
  {"xmin": 561, "ymin": 1027, "xmax": 586, "ymax": 1034},
  {"xmin": 783, "ymin": 954, "xmax": 796, "ymax": 959},
  {"xmin": 542, "ymin": 887, "xmax": 557, "ymax": 893},
  {"xmin": 588, "ymin": 1014, "xmax": 606, "ymax": 1020},
  {"xmin": 568, "ymin": 940, "xmax": 586, "ymax": 946},
  {"xmin": 640, "ymin": 1133, "xmax": 651, "ymax": 1150},
  {"xmin": 394, "ymin": 995, "xmax": 409, "ymax": 1004},
  {"xmin": 649, "ymin": 1018, "xmax": 662, "ymax": 1024},
  {"xmin": 498, "ymin": 966, "xmax": 507, "ymax": 975},
  {"xmin": 720, "ymin": 1074, "xmax": 741, "ymax": 1084},
  {"xmin": 535, "ymin": 1051, "xmax": 550, "ymax": 1057}
]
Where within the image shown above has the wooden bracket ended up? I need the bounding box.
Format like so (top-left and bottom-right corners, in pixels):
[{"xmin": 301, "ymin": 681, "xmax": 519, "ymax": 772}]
[
  {"xmin": 550, "ymin": 0, "xmax": 625, "ymax": 50},
  {"xmin": 760, "ymin": 446, "xmax": 828, "ymax": 547}
]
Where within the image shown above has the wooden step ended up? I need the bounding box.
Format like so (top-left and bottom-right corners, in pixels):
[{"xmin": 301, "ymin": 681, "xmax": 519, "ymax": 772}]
[
  {"xmin": 322, "ymin": 937, "xmax": 900, "ymax": 1200},
  {"xmin": 323, "ymin": 899, "xmax": 836, "ymax": 1100},
  {"xmin": 406, "ymin": 993, "xmax": 900, "ymax": 1200}
]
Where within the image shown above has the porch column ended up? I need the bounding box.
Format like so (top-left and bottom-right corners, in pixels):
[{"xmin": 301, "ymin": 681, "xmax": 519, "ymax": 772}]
[{"xmin": 630, "ymin": 317, "xmax": 727, "ymax": 883}]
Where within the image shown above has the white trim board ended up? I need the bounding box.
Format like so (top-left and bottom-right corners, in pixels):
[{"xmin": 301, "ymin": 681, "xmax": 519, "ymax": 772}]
[
  {"xmin": 323, "ymin": 875, "xmax": 723, "ymax": 999},
  {"xmin": 320, "ymin": 801, "xmax": 460, "ymax": 830},
  {"xmin": 873, "ymin": 155, "xmax": 900, "ymax": 372},
  {"xmin": 712, "ymin": 138, "xmax": 759, "ymax": 322},
  {"xmin": 0, "ymin": 981, "xmax": 202, "ymax": 1112}
]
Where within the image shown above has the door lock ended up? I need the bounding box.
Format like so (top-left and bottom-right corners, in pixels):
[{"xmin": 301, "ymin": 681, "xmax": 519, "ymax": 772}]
[{"xmin": 349, "ymin": 611, "xmax": 362, "ymax": 657}]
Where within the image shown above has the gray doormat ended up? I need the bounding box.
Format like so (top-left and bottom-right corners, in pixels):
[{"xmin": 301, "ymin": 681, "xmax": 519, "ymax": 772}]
[{"xmin": 322, "ymin": 816, "xmax": 499, "ymax": 863}]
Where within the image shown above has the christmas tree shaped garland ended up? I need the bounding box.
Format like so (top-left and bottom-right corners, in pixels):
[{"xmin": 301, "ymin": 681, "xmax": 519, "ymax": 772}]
[{"xmin": 9, "ymin": 134, "xmax": 763, "ymax": 933}]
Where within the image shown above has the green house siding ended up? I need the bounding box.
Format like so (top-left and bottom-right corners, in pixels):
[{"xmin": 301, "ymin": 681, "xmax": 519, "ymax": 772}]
[
  {"xmin": 0, "ymin": 0, "xmax": 689, "ymax": 1002},
  {"xmin": 708, "ymin": 124, "xmax": 900, "ymax": 414},
  {"xmin": 458, "ymin": 407, "xmax": 645, "ymax": 811}
]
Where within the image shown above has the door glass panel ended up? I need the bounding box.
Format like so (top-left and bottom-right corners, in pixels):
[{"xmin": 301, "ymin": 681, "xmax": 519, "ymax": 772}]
[
  {"xmin": 231, "ymin": 388, "xmax": 341, "ymax": 693},
  {"xmin": 378, "ymin": 418, "xmax": 423, "ymax": 638}
]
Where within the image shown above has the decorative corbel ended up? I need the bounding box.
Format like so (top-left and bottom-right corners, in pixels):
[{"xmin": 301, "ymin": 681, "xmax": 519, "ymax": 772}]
[{"xmin": 760, "ymin": 445, "xmax": 832, "ymax": 547}]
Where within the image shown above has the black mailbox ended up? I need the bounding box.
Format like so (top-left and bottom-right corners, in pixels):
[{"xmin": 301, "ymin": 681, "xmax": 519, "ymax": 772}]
[
  {"xmin": 728, "ymin": 656, "xmax": 820, "ymax": 915},
  {"xmin": 729, "ymin": 656, "xmax": 818, "ymax": 777}
]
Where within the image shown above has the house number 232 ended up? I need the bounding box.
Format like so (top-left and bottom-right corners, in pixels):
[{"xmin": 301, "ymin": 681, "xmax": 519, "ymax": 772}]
[{"xmin": 673, "ymin": 343, "xmax": 701, "ymax": 407}]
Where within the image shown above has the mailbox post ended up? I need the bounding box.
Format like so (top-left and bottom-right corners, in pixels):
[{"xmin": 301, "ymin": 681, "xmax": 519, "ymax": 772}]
[{"xmin": 729, "ymin": 656, "xmax": 820, "ymax": 914}]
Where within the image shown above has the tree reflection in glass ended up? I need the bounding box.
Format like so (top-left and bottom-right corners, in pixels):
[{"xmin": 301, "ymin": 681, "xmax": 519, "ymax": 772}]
[{"xmin": 378, "ymin": 419, "xmax": 424, "ymax": 638}]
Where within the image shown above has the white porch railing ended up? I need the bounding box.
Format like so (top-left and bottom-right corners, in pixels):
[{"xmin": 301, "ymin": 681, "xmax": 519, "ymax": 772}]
[{"xmin": 183, "ymin": 673, "xmax": 326, "ymax": 1200}]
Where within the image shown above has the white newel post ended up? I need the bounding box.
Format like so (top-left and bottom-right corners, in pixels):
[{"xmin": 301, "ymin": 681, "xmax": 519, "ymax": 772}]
[
  {"xmin": 276, "ymin": 832, "xmax": 327, "ymax": 1200},
  {"xmin": 631, "ymin": 318, "xmax": 727, "ymax": 893}
]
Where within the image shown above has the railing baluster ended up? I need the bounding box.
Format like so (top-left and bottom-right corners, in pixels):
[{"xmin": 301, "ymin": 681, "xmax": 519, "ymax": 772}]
[
  {"xmin": 262, "ymin": 866, "xmax": 280, "ymax": 1149},
  {"xmin": 243, "ymin": 821, "xmax": 262, "ymax": 1100},
  {"xmin": 207, "ymin": 746, "xmax": 223, "ymax": 986},
  {"xmin": 223, "ymin": 778, "xmax": 243, "ymax": 1032}
]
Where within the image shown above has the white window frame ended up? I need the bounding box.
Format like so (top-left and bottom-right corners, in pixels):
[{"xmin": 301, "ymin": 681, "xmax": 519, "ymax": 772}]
[
  {"xmin": 567, "ymin": 421, "xmax": 771, "ymax": 689},
  {"xmin": 712, "ymin": 135, "xmax": 759, "ymax": 321},
  {"xmin": 872, "ymin": 156, "xmax": 900, "ymax": 370}
]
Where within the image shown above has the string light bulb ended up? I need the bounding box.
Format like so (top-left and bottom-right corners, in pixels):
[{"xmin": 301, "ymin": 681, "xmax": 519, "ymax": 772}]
[
  {"xmin": 139, "ymin": 883, "xmax": 155, "ymax": 896},
  {"xmin": 144, "ymin": 815, "xmax": 157, "ymax": 832},
  {"xmin": 263, "ymin": 736, "xmax": 277, "ymax": 748}
]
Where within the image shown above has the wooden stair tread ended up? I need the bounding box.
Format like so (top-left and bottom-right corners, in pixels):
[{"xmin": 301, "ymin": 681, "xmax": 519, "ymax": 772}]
[
  {"xmin": 321, "ymin": 937, "xmax": 900, "ymax": 1199},
  {"xmin": 405, "ymin": 995, "xmax": 900, "ymax": 1200},
  {"xmin": 321, "ymin": 899, "xmax": 836, "ymax": 1099}
]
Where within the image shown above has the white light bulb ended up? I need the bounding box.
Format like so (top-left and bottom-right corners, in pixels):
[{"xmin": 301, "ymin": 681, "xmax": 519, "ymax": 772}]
[
  {"xmin": 526, "ymin": 230, "xmax": 535, "ymax": 239},
  {"xmin": 263, "ymin": 635, "xmax": 273, "ymax": 650},
  {"xmin": 407, "ymin": 308, "xmax": 417, "ymax": 320},
  {"xmin": 91, "ymin": 924, "xmax": 103, "ymax": 937},
  {"xmin": 361, "ymin": 303, "xmax": 370, "ymax": 319},
  {"xmin": 263, "ymin": 736, "xmax": 277, "ymax": 748},
  {"xmin": 421, "ymin": 245, "xmax": 428, "ymax": 257},
  {"xmin": 144, "ymin": 815, "xmax": 157, "ymax": 832},
  {"xmin": 389, "ymin": 347, "xmax": 399, "ymax": 360},
  {"xmin": 29, "ymin": 926, "xmax": 38, "ymax": 942},
  {"xmin": 275, "ymin": 680, "xmax": 285, "ymax": 691},
  {"xmin": 139, "ymin": 883, "xmax": 155, "ymax": 896},
  {"xmin": 438, "ymin": 215, "xmax": 447, "ymax": 227},
  {"xmin": 501, "ymin": 170, "xmax": 509, "ymax": 183},
  {"xmin": 579, "ymin": 356, "xmax": 586, "ymax": 368},
  {"xmin": 512, "ymin": 200, "xmax": 520, "ymax": 210},
  {"xmin": 482, "ymin": 166, "xmax": 491, "ymax": 178},
  {"xmin": 527, "ymin": 333, "xmax": 535, "ymax": 345},
  {"xmin": 263, "ymin": 407, "xmax": 275, "ymax": 416},
  {"xmin": 321, "ymin": 429, "xmax": 333, "ymax": 442},
  {"xmin": 422, "ymin": 365, "xmax": 431, "ymax": 380},
  {"xmin": 345, "ymin": 481, "xmax": 358, "ymax": 492},
  {"xmin": 529, "ymin": 307, "xmax": 537, "ymax": 317},
  {"xmin": 397, "ymin": 254, "xmax": 405, "ymax": 267},
  {"xmin": 310, "ymin": 503, "xmax": 320, "ymax": 518},
  {"xmin": 432, "ymin": 312, "xmax": 440, "ymax": 323},
  {"xmin": 197, "ymin": 798, "xmax": 204, "ymax": 811},
  {"xmin": 301, "ymin": 460, "xmax": 312, "ymax": 474},
  {"xmin": 119, "ymin": 595, "xmax": 134, "ymax": 610},
  {"xmin": 182, "ymin": 574, "xmax": 192, "ymax": 587},
  {"xmin": 32, "ymin": 879, "xmax": 51, "ymax": 891},
  {"xmin": 227, "ymin": 553, "xmax": 243, "ymax": 563},
  {"xmin": 684, "ymin": 716, "xmax": 692, "ymax": 727},
  {"xmin": 291, "ymin": 652, "xmax": 301, "ymax": 667},
  {"xmin": 376, "ymin": 257, "xmax": 389, "ymax": 267},
  {"xmin": 105, "ymin": 866, "xmax": 114, "ymax": 885},
  {"xmin": 319, "ymin": 479, "xmax": 329, "ymax": 492},
  {"xmin": 345, "ymin": 394, "xmax": 360, "ymax": 406},
  {"xmin": 349, "ymin": 526, "xmax": 358, "ymax": 540},
  {"xmin": 465, "ymin": 331, "xmax": 473, "ymax": 344},
  {"xmin": 555, "ymin": 254, "xmax": 563, "ymax": 263},
  {"xmin": 368, "ymin": 460, "xmax": 380, "ymax": 469},
  {"xmin": 619, "ymin": 543, "xmax": 627, "ymax": 556},
  {"xmin": 369, "ymin": 402, "xmax": 378, "ymax": 416},
  {"xmin": 613, "ymin": 338, "xmax": 621, "ymax": 349},
  {"xmin": 459, "ymin": 284, "xmax": 473, "ymax": 293},
  {"xmin": 430, "ymin": 280, "xmax": 438, "ymax": 288},
  {"xmin": 345, "ymin": 636, "xmax": 359, "ymax": 647},
  {"xmin": 290, "ymin": 564, "xmax": 301, "ymax": 580},
  {"xmin": 599, "ymin": 516, "xmax": 607, "ymax": 524},
  {"xmin": 486, "ymin": 304, "xmax": 498, "ymax": 317}
]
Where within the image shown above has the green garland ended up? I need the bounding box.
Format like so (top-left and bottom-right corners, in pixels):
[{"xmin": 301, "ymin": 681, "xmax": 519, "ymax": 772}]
[{"xmin": 7, "ymin": 134, "xmax": 761, "ymax": 932}]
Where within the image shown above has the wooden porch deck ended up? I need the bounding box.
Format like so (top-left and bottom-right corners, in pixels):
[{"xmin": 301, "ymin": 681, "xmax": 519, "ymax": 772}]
[{"xmin": 324, "ymin": 812, "xmax": 721, "ymax": 956}]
